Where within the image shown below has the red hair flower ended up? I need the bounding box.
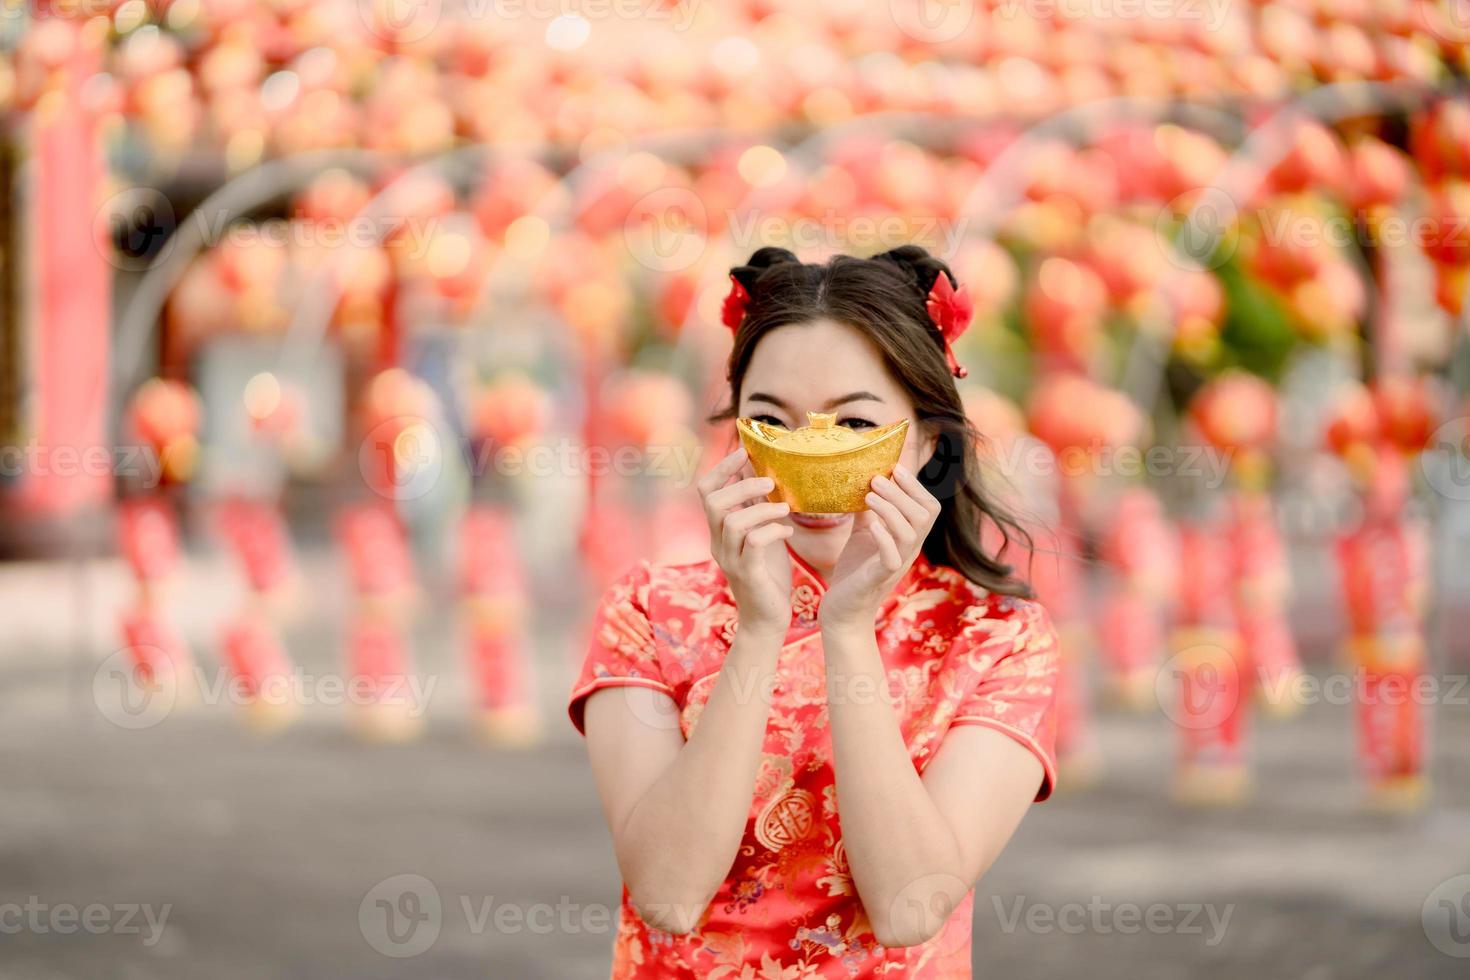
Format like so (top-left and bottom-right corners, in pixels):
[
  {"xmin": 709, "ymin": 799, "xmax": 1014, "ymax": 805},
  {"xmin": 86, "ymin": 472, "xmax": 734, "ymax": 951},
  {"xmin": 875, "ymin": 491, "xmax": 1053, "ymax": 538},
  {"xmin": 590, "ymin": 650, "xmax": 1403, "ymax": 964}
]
[
  {"xmin": 721, "ymin": 276, "xmax": 750, "ymax": 332},
  {"xmin": 926, "ymin": 274, "xmax": 973, "ymax": 378}
]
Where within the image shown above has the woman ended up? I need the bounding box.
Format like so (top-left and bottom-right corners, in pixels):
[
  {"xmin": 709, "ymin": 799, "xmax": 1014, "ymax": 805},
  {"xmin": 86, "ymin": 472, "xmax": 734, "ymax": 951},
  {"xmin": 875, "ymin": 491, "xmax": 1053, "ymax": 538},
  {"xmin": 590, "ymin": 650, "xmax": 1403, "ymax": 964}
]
[{"xmin": 569, "ymin": 246, "xmax": 1061, "ymax": 978}]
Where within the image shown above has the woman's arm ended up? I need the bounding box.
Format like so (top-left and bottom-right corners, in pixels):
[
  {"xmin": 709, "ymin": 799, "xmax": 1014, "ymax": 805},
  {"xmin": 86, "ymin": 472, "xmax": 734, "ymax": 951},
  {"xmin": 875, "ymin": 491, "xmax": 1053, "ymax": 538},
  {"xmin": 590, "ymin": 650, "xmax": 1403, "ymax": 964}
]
[
  {"xmin": 822, "ymin": 623, "xmax": 1043, "ymax": 947},
  {"xmin": 817, "ymin": 464, "xmax": 1046, "ymax": 947},
  {"xmin": 581, "ymin": 447, "xmax": 793, "ymax": 935},
  {"xmin": 583, "ymin": 621, "xmax": 782, "ymax": 934}
]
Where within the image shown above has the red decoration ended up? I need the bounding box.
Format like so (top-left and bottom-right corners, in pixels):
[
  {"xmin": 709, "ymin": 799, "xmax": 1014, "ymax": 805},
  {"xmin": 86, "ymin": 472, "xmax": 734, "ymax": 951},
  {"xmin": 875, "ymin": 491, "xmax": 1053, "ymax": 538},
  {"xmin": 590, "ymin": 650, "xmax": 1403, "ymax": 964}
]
[
  {"xmin": 925, "ymin": 272, "xmax": 973, "ymax": 378},
  {"xmin": 220, "ymin": 619, "xmax": 293, "ymax": 702},
  {"xmin": 336, "ymin": 503, "xmax": 416, "ymax": 599},
  {"xmin": 347, "ymin": 616, "xmax": 416, "ymax": 710},
  {"xmin": 459, "ymin": 506, "xmax": 526, "ymax": 599},
  {"xmin": 468, "ymin": 624, "xmax": 530, "ymax": 713},
  {"xmin": 1189, "ymin": 373, "xmax": 1278, "ymax": 455},
  {"xmin": 1171, "ymin": 635, "xmax": 1250, "ymax": 802},
  {"xmin": 117, "ymin": 498, "xmax": 181, "ymax": 583},
  {"xmin": 119, "ymin": 605, "xmax": 193, "ymax": 685},
  {"xmin": 721, "ymin": 275, "xmax": 749, "ymax": 331},
  {"xmin": 213, "ymin": 498, "xmax": 294, "ymax": 595},
  {"xmin": 1355, "ymin": 644, "xmax": 1427, "ymax": 799}
]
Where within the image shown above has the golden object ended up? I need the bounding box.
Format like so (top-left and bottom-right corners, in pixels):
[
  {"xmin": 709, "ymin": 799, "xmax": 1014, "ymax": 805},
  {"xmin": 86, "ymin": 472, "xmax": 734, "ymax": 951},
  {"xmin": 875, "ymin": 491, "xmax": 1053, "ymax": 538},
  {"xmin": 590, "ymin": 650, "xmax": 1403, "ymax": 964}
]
[{"xmin": 736, "ymin": 412, "xmax": 908, "ymax": 513}]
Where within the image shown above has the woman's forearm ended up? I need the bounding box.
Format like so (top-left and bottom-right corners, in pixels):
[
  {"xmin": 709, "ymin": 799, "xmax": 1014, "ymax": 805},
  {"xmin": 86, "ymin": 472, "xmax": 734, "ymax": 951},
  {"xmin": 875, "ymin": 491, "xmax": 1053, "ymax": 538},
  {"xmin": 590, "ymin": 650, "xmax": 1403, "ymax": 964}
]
[
  {"xmin": 615, "ymin": 624, "xmax": 783, "ymax": 932},
  {"xmin": 821, "ymin": 622, "xmax": 969, "ymax": 947}
]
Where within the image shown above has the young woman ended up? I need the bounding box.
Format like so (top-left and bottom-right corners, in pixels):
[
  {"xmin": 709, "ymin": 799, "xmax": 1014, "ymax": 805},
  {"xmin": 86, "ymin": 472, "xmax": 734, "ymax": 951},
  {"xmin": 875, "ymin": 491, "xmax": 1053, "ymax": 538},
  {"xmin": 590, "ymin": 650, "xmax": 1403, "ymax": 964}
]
[{"xmin": 569, "ymin": 246, "xmax": 1061, "ymax": 978}]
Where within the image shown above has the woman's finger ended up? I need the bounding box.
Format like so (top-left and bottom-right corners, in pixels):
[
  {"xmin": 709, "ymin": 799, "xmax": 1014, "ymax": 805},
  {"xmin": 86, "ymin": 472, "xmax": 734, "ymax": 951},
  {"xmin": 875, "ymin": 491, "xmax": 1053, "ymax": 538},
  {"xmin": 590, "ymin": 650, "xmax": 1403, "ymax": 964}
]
[
  {"xmin": 696, "ymin": 447, "xmax": 750, "ymax": 499},
  {"xmin": 871, "ymin": 470, "xmax": 931, "ymax": 531},
  {"xmin": 722, "ymin": 501, "xmax": 789, "ymax": 556},
  {"xmin": 723, "ymin": 501, "xmax": 790, "ymax": 535},
  {"xmin": 742, "ymin": 521, "xmax": 793, "ymax": 561},
  {"xmin": 865, "ymin": 489, "xmax": 917, "ymax": 551},
  {"xmin": 890, "ymin": 463, "xmax": 942, "ymax": 521},
  {"xmin": 707, "ymin": 476, "xmax": 776, "ymax": 517},
  {"xmin": 866, "ymin": 509, "xmax": 904, "ymax": 572}
]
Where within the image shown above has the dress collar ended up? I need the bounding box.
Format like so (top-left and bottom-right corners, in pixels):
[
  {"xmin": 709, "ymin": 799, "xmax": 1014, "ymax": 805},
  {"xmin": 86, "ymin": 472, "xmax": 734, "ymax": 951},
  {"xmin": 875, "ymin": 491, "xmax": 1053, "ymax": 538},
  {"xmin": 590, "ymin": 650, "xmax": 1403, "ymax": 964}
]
[
  {"xmin": 784, "ymin": 542, "xmax": 828, "ymax": 595},
  {"xmin": 781, "ymin": 543, "xmax": 936, "ymax": 633}
]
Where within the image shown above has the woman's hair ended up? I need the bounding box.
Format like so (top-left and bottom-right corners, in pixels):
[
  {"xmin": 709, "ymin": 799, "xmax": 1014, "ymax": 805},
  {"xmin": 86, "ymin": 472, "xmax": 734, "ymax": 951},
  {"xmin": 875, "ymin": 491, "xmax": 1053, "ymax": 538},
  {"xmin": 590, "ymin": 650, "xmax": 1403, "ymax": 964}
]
[{"xmin": 712, "ymin": 245, "xmax": 1034, "ymax": 598}]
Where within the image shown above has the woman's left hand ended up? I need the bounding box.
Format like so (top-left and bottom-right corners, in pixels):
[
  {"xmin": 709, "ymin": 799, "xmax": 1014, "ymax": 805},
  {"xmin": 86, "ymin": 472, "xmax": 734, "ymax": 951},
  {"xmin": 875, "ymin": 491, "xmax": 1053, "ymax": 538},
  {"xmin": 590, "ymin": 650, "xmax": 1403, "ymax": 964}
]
[{"xmin": 819, "ymin": 463, "xmax": 941, "ymax": 631}]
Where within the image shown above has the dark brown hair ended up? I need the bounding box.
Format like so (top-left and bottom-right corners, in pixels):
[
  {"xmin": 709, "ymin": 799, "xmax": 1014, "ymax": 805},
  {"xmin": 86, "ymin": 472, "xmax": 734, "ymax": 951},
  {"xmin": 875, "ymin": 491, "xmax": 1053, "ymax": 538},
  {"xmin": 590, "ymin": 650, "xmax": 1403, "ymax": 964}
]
[{"xmin": 712, "ymin": 245, "xmax": 1033, "ymax": 598}]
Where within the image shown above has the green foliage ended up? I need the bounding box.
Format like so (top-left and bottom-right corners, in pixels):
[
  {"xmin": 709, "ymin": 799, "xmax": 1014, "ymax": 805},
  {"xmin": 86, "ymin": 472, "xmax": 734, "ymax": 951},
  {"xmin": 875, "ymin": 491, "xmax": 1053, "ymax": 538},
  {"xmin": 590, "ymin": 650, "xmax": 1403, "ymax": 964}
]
[{"xmin": 1214, "ymin": 259, "xmax": 1299, "ymax": 383}]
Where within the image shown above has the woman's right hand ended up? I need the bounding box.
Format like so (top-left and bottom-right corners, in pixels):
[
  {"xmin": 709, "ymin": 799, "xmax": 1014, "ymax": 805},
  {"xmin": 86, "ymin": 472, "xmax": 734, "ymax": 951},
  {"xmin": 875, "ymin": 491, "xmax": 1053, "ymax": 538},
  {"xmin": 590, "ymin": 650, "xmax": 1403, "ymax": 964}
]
[{"xmin": 699, "ymin": 448, "xmax": 793, "ymax": 637}]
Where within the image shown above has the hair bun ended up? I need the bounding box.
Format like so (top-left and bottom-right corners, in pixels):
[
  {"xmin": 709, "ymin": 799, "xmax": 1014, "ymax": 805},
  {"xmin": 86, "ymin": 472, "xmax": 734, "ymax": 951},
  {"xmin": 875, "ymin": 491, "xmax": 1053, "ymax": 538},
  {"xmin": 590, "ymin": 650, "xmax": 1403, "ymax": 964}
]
[
  {"xmin": 872, "ymin": 245, "xmax": 957, "ymax": 301},
  {"xmin": 730, "ymin": 247, "xmax": 802, "ymax": 294}
]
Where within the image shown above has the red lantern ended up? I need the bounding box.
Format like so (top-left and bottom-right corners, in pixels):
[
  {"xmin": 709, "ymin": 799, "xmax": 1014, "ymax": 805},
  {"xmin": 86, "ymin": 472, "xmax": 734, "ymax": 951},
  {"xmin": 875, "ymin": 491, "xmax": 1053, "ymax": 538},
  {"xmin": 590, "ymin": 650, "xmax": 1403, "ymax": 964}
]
[
  {"xmin": 129, "ymin": 379, "xmax": 202, "ymax": 486},
  {"xmin": 1421, "ymin": 181, "xmax": 1470, "ymax": 266},
  {"xmin": 1023, "ymin": 257, "xmax": 1108, "ymax": 371},
  {"xmin": 1345, "ymin": 135, "xmax": 1411, "ymax": 211},
  {"xmin": 469, "ymin": 374, "xmax": 550, "ymax": 452},
  {"xmin": 602, "ymin": 370, "xmax": 694, "ymax": 450}
]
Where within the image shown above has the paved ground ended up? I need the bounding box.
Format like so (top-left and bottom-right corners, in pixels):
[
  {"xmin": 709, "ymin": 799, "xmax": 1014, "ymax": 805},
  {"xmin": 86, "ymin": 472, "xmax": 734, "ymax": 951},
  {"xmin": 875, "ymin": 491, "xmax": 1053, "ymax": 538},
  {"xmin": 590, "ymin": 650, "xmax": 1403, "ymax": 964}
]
[{"xmin": 2, "ymin": 554, "xmax": 1469, "ymax": 980}]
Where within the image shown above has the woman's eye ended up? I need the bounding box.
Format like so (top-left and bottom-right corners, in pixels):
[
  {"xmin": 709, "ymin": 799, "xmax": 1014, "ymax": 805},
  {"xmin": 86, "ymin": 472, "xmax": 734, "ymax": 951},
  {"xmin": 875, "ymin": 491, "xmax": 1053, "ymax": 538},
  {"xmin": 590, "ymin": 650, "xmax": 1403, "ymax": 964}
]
[
  {"xmin": 752, "ymin": 415, "xmax": 788, "ymax": 429},
  {"xmin": 839, "ymin": 417, "xmax": 876, "ymax": 430}
]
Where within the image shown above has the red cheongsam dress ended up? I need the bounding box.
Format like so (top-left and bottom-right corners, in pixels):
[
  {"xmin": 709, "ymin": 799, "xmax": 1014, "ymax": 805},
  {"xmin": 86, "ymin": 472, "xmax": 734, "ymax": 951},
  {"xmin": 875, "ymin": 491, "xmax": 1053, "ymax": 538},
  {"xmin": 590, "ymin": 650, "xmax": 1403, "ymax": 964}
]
[{"xmin": 568, "ymin": 547, "xmax": 1060, "ymax": 979}]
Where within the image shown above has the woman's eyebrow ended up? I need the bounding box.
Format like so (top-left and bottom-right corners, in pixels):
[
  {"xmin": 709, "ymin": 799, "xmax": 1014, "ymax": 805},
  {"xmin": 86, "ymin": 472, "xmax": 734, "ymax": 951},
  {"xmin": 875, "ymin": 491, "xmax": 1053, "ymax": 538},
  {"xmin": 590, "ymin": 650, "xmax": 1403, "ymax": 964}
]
[
  {"xmin": 825, "ymin": 391, "xmax": 884, "ymax": 408},
  {"xmin": 746, "ymin": 392, "xmax": 789, "ymax": 409},
  {"xmin": 745, "ymin": 391, "xmax": 884, "ymax": 411}
]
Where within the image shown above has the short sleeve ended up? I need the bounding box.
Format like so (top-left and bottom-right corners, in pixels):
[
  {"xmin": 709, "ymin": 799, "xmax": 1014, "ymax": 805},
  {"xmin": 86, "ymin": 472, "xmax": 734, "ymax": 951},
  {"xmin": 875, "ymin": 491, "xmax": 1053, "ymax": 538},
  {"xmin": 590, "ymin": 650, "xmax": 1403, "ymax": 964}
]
[
  {"xmin": 567, "ymin": 562, "xmax": 674, "ymax": 735},
  {"xmin": 948, "ymin": 599, "xmax": 1062, "ymax": 801}
]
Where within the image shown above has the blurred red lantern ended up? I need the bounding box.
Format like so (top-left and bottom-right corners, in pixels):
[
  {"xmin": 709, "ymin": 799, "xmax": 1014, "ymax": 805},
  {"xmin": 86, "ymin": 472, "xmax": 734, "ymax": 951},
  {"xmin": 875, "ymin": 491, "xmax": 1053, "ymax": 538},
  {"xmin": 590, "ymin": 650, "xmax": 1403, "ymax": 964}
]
[
  {"xmin": 961, "ymin": 384, "xmax": 1026, "ymax": 453},
  {"xmin": 392, "ymin": 213, "xmax": 489, "ymax": 305},
  {"xmin": 603, "ymin": 370, "xmax": 694, "ymax": 450},
  {"xmin": 196, "ymin": 38, "xmax": 264, "ymax": 96},
  {"xmin": 472, "ymin": 158, "xmax": 565, "ymax": 239},
  {"xmin": 1152, "ymin": 124, "xmax": 1227, "ymax": 202},
  {"xmin": 295, "ymin": 169, "xmax": 371, "ymax": 224},
  {"xmin": 130, "ymin": 378, "xmax": 203, "ymax": 485},
  {"xmin": 1189, "ymin": 372, "xmax": 1277, "ymax": 454},
  {"xmin": 656, "ymin": 272, "xmax": 699, "ymax": 336},
  {"xmin": 1027, "ymin": 372, "xmax": 1147, "ymax": 457},
  {"xmin": 1324, "ymin": 380, "xmax": 1381, "ymax": 458},
  {"xmin": 1372, "ymin": 375, "xmax": 1440, "ymax": 454},
  {"xmin": 1345, "ymin": 135, "xmax": 1411, "ymax": 211},
  {"xmin": 1162, "ymin": 268, "xmax": 1226, "ymax": 351},
  {"xmin": 1247, "ymin": 200, "xmax": 1330, "ymax": 288},
  {"xmin": 1410, "ymin": 99, "xmax": 1470, "ymax": 182},
  {"xmin": 374, "ymin": 170, "xmax": 457, "ymax": 244},
  {"xmin": 1285, "ymin": 258, "xmax": 1366, "ymax": 340},
  {"xmin": 949, "ymin": 238, "xmax": 1018, "ymax": 324},
  {"xmin": 1421, "ymin": 181, "xmax": 1470, "ymax": 266},
  {"xmin": 361, "ymin": 368, "xmax": 434, "ymax": 433},
  {"xmin": 470, "ymin": 374, "xmax": 551, "ymax": 450},
  {"xmin": 1024, "ymin": 257, "xmax": 1108, "ymax": 370},
  {"xmin": 1084, "ymin": 216, "xmax": 1168, "ymax": 310},
  {"xmin": 1434, "ymin": 261, "xmax": 1469, "ymax": 316}
]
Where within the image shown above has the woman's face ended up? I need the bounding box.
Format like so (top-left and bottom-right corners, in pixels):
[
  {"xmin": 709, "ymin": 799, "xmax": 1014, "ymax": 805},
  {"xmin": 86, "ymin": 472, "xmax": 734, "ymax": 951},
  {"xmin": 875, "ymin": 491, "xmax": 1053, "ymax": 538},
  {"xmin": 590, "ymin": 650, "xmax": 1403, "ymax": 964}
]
[{"xmin": 737, "ymin": 318, "xmax": 936, "ymax": 576}]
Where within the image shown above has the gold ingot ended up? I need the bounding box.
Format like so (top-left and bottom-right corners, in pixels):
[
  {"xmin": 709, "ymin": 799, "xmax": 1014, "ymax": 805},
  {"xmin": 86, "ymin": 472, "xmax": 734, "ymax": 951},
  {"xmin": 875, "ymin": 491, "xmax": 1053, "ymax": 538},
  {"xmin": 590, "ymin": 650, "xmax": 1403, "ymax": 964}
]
[{"xmin": 736, "ymin": 412, "xmax": 908, "ymax": 513}]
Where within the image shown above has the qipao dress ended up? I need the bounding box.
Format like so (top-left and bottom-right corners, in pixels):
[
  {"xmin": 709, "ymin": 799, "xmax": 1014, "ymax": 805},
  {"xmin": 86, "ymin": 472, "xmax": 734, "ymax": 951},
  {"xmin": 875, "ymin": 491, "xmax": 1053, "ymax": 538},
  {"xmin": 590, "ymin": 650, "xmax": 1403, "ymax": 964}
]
[{"xmin": 569, "ymin": 547, "xmax": 1060, "ymax": 979}]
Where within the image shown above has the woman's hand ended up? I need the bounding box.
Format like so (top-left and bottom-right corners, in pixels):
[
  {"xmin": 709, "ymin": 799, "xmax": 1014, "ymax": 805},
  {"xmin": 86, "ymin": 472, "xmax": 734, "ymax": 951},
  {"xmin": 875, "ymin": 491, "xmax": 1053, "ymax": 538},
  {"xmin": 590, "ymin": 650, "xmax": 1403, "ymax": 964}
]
[
  {"xmin": 700, "ymin": 447, "xmax": 794, "ymax": 637},
  {"xmin": 819, "ymin": 463, "xmax": 941, "ymax": 632}
]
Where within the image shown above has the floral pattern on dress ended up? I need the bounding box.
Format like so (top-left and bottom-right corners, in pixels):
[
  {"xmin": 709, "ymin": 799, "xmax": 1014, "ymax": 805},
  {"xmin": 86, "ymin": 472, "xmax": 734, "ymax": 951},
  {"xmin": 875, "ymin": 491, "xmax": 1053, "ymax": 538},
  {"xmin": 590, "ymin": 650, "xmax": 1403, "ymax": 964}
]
[{"xmin": 568, "ymin": 546, "xmax": 1060, "ymax": 979}]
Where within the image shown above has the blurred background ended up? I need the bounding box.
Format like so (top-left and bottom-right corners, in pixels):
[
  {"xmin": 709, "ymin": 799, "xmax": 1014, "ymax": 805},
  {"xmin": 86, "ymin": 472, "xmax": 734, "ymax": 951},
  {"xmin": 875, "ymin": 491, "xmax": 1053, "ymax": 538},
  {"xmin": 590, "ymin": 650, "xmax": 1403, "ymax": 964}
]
[{"xmin": 3, "ymin": 0, "xmax": 1470, "ymax": 977}]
